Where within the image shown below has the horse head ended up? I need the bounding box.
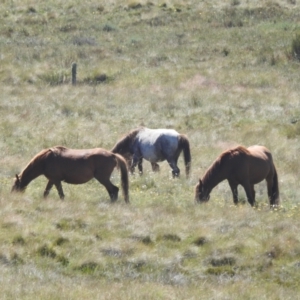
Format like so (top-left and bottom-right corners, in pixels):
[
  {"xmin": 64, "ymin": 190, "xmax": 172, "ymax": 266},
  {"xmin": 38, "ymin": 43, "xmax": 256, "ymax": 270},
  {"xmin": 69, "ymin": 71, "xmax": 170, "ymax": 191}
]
[
  {"xmin": 195, "ymin": 179, "xmax": 210, "ymax": 203},
  {"xmin": 111, "ymin": 132, "xmax": 136, "ymax": 157},
  {"xmin": 11, "ymin": 174, "xmax": 24, "ymax": 192}
]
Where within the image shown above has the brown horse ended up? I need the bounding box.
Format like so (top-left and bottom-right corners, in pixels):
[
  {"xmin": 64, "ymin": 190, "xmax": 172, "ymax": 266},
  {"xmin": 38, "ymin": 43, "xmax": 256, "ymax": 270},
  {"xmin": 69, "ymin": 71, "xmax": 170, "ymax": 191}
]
[
  {"xmin": 194, "ymin": 145, "xmax": 279, "ymax": 207},
  {"xmin": 111, "ymin": 127, "xmax": 191, "ymax": 177},
  {"xmin": 11, "ymin": 146, "xmax": 129, "ymax": 203}
]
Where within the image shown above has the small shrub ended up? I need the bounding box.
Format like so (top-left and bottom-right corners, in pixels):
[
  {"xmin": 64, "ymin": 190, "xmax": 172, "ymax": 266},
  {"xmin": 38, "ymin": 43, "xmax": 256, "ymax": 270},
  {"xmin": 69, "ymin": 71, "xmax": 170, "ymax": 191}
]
[
  {"xmin": 281, "ymin": 123, "xmax": 300, "ymax": 139},
  {"xmin": 101, "ymin": 247, "xmax": 133, "ymax": 257},
  {"xmin": 0, "ymin": 254, "xmax": 9, "ymax": 264},
  {"xmin": 54, "ymin": 237, "xmax": 69, "ymax": 246},
  {"xmin": 161, "ymin": 233, "xmax": 181, "ymax": 242},
  {"xmin": 131, "ymin": 235, "xmax": 153, "ymax": 245},
  {"xmin": 59, "ymin": 24, "xmax": 77, "ymax": 32},
  {"xmin": 38, "ymin": 71, "xmax": 69, "ymax": 86},
  {"xmin": 224, "ymin": 19, "xmax": 243, "ymax": 28},
  {"xmin": 206, "ymin": 266, "xmax": 235, "ymax": 276},
  {"xmin": 291, "ymin": 34, "xmax": 300, "ymax": 60},
  {"xmin": 82, "ymin": 73, "xmax": 110, "ymax": 85},
  {"xmin": 128, "ymin": 1, "xmax": 142, "ymax": 9},
  {"xmin": 0, "ymin": 252, "xmax": 24, "ymax": 266},
  {"xmin": 103, "ymin": 24, "xmax": 115, "ymax": 32},
  {"xmin": 129, "ymin": 260, "xmax": 147, "ymax": 271},
  {"xmin": 56, "ymin": 218, "xmax": 87, "ymax": 230},
  {"xmin": 12, "ymin": 235, "xmax": 26, "ymax": 245},
  {"xmin": 101, "ymin": 248, "xmax": 123, "ymax": 257},
  {"xmin": 75, "ymin": 261, "xmax": 100, "ymax": 274},
  {"xmin": 37, "ymin": 244, "xmax": 57, "ymax": 259},
  {"xmin": 11, "ymin": 252, "xmax": 24, "ymax": 265},
  {"xmin": 56, "ymin": 219, "xmax": 71, "ymax": 230},
  {"xmin": 97, "ymin": 5, "xmax": 104, "ymax": 13},
  {"xmin": 72, "ymin": 36, "xmax": 97, "ymax": 46},
  {"xmin": 266, "ymin": 245, "xmax": 283, "ymax": 259},
  {"xmin": 231, "ymin": 0, "xmax": 240, "ymax": 6},
  {"xmin": 222, "ymin": 47, "xmax": 230, "ymax": 56},
  {"xmin": 210, "ymin": 256, "xmax": 236, "ymax": 266},
  {"xmin": 189, "ymin": 96, "xmax": 202, "ymax": 108},
  {"xmin": 223, "ymin": 7, "xmax": 243, "ymax": 27},
  {"xmin": 243, "ymin": 3, "xmax": 285, "ymax": 20},
  {"xmin": 27, "ymin": 7, "xmax": 37, "ymax": 13},
  {"xmin": 148, "ymin": 15, "xmax": 172, "ymax": 26},
  {"xmin": 57, "ymin": 255, "xmax": 69, "ymax": 266},
  {"xmin": 270, "ymin": 53, "xmax": 277, "ymax": 65},
  {"xmin": 141, "ymin": 236, "xmax": 152, "ymax": 245},
  {"xmin": 193, "ymin": 236, "xmax": 208, "ymax": 246}
]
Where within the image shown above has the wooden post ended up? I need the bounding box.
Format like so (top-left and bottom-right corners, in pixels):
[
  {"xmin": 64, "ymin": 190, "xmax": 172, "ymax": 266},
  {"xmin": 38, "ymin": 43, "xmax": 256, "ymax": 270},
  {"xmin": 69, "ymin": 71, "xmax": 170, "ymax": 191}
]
[{"xmin": 72, "ymin": 62, "xmax": 77, "ymax": 86}]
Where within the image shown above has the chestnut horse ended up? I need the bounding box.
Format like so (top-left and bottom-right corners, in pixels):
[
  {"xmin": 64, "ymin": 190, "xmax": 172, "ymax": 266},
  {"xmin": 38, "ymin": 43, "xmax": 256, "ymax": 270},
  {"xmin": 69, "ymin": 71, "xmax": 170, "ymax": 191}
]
[
  {"xmin": 194, "ymin": 145, "xmax": 279, "ymax": 207},
  {"xmin": 111, "ymin": 127, "xmax": 191, "ymax": 177},
  {"xmin": 11, "ymin": 146, "xmax": 129, "ymax": 203}
]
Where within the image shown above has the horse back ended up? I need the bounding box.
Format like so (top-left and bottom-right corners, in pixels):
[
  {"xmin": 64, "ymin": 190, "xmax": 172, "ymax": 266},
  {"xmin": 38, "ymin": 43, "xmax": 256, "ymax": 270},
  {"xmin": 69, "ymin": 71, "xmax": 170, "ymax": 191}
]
[
  {"xmin": 44, "ymin": 147, "xmax": 117, "ymax": 183},
  {"xmin": 58, "ymin": 148, "xmax": 117, "ymax": 166},
  {"xmin": 136, "ymin": 129, "xmax": 180, "ymax": 161},
  {"xmin": 137, "ymin": 128, "xmax": 179, "ymax": 144},
  {"xmin": 247, "ymin": 145, "xmax": 272, "ymax": 158},
  {"xmin": 246, "ymin": 145, "xmax": 275, "ymax": 183}
]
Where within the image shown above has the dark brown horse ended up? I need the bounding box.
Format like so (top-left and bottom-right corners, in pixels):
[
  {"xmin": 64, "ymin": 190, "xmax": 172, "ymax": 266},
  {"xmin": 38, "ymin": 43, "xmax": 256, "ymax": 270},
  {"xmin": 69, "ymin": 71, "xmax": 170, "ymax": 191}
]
[
  {"xmin": 111, "ymin": 127, "xmax": 191, "ymax": 177},
  {"xmin": 11, "ymin": 146, "xmax": 129, "ymax": 203},
  {"xmin": 194, "ymin": 145, "xmax": 279, "ymax": 207}
]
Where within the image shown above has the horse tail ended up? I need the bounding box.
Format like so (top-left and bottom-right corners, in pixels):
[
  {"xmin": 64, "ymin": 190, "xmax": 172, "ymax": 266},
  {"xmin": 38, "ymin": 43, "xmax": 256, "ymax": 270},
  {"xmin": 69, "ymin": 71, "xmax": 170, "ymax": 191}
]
[
  {"xmin": 178, "ymin": 134, "xmax": 191, "ymax": 177},
  {"xmin": 114, "ymin": 153, "xmax": 129, "ymax": 203},
  {"xmin": 271, "ymin": 165, "xmax": 280, "ymax": 206}
]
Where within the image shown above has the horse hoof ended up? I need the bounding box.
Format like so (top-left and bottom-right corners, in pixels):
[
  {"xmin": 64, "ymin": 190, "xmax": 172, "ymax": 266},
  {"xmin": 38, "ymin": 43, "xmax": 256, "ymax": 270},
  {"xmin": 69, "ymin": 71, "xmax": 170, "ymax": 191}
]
[{"xmin": 110, "ymin": 193, "xmax": 118, "ymax": 202}]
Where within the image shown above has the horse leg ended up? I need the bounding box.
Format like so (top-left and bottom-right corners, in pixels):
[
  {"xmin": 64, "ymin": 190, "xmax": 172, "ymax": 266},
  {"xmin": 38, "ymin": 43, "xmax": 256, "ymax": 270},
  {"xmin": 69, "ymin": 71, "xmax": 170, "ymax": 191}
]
[
  {"xmin": 108, "ymin": 184, "xmax": 119, "ymax": 202},
  {"xmin": 266, "ymin": 178, "xmax": 275, "ymax": 206},
  {"xmin": 170, "ymin": 163, "xmax": 180, "ymax": 178},
  {"xmin": 54, "ymin": 182, "xmax": 65, "ymax": 200},
  {"xmin": 242, "ymin": 182, "xmax": 255, "ymax": 206},
  {"xmin": 44, "ymin": 181, "xmax": 54, "ymax": 198},
  {"xmin": 162, "ymin": 150, "xmax": 180, "ymax": 177},
  {"xmin": 151, "ymin": 162, "xmax": 160, "ymax": 172},
  {"xmin": 95, "ymin": 177, "xmax": 119, "ymax": 202},
  {"xmin": 138, "ymin": 158, "xmax": 143, "ymax": 175},
  {"xmin": 228, "ymin": 180, "xmax": 238, "ymax": 205},
  {"xmin": 167, "ymin": 159, "xmax": 180, "ymax": 177},
  {"xmin": 252, "ymin": 185, "xmax": 256, "ymax": 202},
  {"xmin": 130, "ymin": 153, "xmax": 141, "ymax": 174}
]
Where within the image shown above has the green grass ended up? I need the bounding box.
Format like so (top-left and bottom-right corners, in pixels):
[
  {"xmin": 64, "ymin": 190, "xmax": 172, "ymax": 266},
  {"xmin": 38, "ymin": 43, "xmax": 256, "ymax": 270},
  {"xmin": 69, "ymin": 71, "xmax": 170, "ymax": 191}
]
[{"xmin": 1, "ymin": 0, "xmax": 300, "ymax": 298}]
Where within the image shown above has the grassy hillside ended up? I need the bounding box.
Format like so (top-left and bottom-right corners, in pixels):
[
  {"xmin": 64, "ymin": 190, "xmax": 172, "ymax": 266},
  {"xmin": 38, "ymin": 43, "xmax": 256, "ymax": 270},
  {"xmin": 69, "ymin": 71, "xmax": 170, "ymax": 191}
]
[{"xmin": 1, "ymin": 0, "xmax": 300, "ymax": 298}]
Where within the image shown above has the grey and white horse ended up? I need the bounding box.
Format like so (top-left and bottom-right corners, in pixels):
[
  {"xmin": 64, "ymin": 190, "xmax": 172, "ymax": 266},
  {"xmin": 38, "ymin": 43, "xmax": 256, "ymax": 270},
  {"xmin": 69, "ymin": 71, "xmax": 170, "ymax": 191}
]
[{"xmin": 111, "ymin": 127, "xmax": 191, "ymax": 177}]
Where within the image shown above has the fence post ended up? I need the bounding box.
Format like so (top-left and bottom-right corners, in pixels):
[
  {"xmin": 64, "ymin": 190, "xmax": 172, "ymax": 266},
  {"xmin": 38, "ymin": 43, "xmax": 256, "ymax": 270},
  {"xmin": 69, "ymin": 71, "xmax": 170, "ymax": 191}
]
[{"xmin": 72, "ymin": 62, "xmax": 77, "ymax": 86}]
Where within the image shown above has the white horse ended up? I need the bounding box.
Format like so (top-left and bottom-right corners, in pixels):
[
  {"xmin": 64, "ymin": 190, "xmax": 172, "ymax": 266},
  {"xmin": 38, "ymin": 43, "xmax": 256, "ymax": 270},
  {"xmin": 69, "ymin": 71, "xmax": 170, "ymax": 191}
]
[{"xmin": 111, "ymin": 127, "xmax": 191, "ymax": 177}]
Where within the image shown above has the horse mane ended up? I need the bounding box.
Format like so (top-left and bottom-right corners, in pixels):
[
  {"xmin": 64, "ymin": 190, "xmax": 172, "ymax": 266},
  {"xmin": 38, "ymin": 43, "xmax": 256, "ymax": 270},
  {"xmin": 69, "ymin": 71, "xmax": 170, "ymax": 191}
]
[
  {"xmin": 219, "ymin": 145, "xmax": 250, "ymax": 161},
  {"xmin": 49, "ymin": 145, "xmax": 68, "ymax": 154},
  {"xmin": 202, "ymin": 146, "xmax": 250, "ymax": 183},
  {"xmin": 111, "ymin": 128, "xmax": 141, "ymax": 153},
  {"xmin": 19, "ymin": 148, "xmax": 52, "ymax": 178}
]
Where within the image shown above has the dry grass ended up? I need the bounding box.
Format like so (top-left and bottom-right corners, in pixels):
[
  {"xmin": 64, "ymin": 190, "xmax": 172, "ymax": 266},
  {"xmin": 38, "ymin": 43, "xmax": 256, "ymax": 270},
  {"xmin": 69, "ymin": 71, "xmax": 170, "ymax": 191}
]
[{"xmin": 1, "ymin": 0, "xmax": 300, "ymax": 298}]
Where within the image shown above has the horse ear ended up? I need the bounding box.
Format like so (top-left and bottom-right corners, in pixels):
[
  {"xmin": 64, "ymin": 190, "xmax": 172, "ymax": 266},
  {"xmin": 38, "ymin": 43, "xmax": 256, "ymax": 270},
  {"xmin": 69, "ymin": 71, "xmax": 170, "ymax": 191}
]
[{"xmin": 199, "ymin": 179, "xmax": 203, "ymax": 191}]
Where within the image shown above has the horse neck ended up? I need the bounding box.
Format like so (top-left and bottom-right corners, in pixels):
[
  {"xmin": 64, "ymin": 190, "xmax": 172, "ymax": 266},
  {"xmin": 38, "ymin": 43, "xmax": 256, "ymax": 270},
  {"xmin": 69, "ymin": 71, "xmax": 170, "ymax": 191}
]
[
  {"xmin": 111, "ymin": 139, "xmax": 129, "ymax": 154},
  {"xmin": 112, "ymin": 131, "xmax": 138, "ymax": 154},
  {"xmin": 202, "ymin": 160, "xmax": 226, "ymax": 192},
  {"xmin": 19, "ymin": 157, "xmax": 45, "ymax": 188}
]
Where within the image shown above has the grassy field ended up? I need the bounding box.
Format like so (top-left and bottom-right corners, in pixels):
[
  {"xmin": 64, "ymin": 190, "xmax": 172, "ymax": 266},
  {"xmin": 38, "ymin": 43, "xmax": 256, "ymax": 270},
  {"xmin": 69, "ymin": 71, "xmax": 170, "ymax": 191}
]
[{"xmin": 1, "ymin": 0, "xmax": 300, "ymax": 298}]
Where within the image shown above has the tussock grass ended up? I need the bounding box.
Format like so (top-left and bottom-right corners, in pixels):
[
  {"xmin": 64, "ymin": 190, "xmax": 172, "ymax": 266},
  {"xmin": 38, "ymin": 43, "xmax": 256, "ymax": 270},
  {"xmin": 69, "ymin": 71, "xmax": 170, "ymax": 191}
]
[{"xmin": 1, "ymin": 0, "xmax": 300, "ymax": 298}]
